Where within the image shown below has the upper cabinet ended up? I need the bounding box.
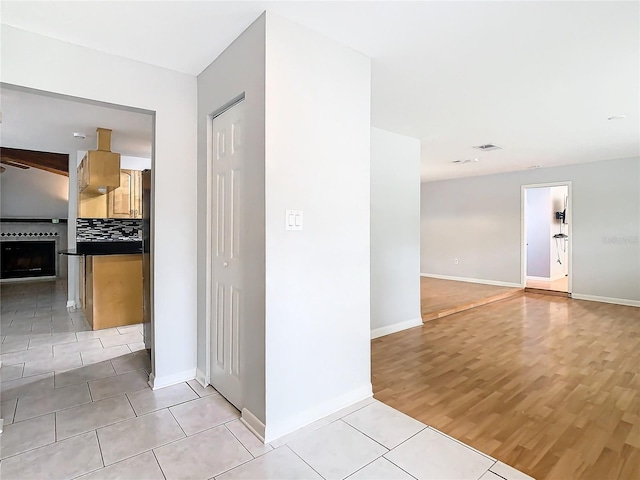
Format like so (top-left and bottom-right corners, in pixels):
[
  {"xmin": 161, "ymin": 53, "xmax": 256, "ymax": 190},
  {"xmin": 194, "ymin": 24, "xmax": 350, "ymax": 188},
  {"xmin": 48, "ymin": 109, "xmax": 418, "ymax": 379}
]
[
  {"xmin": 76, "ymin": 128, "xmax": 145, "ymax": 219},
  {"xmin": 78, "ymin": 168, "xmax": 144, "ymax": 219},
  {"xmin": 107, "ymin": 170, "xmax": 142, "ymax": 218},
  {"xmin": 78, "ymin": 128, "xmax": 121, "ymax": 194}
]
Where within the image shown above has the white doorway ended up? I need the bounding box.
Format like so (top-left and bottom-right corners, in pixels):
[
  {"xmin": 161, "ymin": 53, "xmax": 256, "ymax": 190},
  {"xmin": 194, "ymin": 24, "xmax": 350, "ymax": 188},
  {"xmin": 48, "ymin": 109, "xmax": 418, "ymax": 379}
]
[
  {"xmin": 207, "ymin": 99, "xmax": 245, "ymax": 409},
  {"xmin": 522, "ymin": 182, "xmax": 572, "ymax": 294}
]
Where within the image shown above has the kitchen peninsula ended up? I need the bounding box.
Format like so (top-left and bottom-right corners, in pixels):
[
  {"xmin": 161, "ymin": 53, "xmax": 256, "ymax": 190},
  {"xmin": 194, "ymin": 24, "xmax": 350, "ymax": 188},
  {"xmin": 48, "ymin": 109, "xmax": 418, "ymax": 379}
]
[{"xmin": 61, "ymin": 240, "xmax": 142, "ymax": 330}]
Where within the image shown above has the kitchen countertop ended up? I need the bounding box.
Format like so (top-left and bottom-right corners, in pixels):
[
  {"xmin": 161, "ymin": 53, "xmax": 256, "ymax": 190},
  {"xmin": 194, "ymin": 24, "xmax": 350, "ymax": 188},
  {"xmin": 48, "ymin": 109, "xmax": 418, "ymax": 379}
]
[{"xmin": 59, "ymin": 241, "xmax": 142, "ymax": 256}]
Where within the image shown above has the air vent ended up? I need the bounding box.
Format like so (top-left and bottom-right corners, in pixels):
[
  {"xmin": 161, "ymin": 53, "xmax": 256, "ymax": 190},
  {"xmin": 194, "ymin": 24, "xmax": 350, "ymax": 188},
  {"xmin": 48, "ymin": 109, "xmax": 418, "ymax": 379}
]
[{"xmin": 473, "ymin": 143, "xmax": 502, "ymax": 151}]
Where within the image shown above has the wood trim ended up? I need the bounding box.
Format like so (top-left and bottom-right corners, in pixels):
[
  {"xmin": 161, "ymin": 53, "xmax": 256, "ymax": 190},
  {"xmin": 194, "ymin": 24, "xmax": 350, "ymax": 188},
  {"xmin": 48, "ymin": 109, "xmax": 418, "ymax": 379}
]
[
  {"xmin": 524, "ymin": 287, "xmax": 570, "ymax": 297},
  {"xmin": 422, "ymin": 288, "xmax": 524, "ymax": 322},
  {"xmin": 0, "ymin": 147, "xmax": 69, "ymax": 176}
]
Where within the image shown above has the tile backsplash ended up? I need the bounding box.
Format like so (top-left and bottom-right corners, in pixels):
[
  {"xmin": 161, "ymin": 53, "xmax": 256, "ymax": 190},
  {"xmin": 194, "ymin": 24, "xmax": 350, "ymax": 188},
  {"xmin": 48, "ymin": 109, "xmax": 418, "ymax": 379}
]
[{"xmin": 77, "ymin": 218, "xmax": 142, "ymax": 242}]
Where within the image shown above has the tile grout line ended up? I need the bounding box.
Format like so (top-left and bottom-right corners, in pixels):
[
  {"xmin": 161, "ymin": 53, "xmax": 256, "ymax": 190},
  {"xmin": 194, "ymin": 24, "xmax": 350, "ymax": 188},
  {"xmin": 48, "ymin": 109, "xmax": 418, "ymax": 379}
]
[
  {"xmin": 94, "ymin": 428, "xmax": 107, "ymax": 468},
  {"xmin": 211, "ymin": 450, "xmax": 256, "ymax": 479},
  {"xmin": 184, "ymin": 379, "xmax": 206, "ymax": 397},
  {"xmin": 167, "ymin": 404, "xmax": 189, "ymax": 437},
  {"xmin": 0, "ymin": 423, "xmax": 58, "ymax": 461},
  {"xmin": 124, "ymin": 390, "xmax": 138, "ymax": 417},
  {"xmin": 427, "ymin": 426, "xmax": 497, "ymax": 462},
  {"xmin": 223, "ymin": 421, "xmax": 256, "ymax": 459},
  {"xmin": 87, "ymin": 380, "xmax": 94, "ymax": 402},
  {"xmin": 92, "ymin": 413, "xmax": 188, "ymax": 468},
  {"xmin": 379, "ymin": 425, "xmax": 429, "ymax": 455},
  {"xmin": 486, "ymin": 465, "xmax": 509, "ymax": 480},
  {"xmin": 352, "ymin": 455, "xmax": 419, "ymax": 480},
  {"xmin": 110, "ymin": 407, "xmax": 243, "ymax": 460},
  {"xmin": 151, "ymin": 448, "xmax": 168, "ymax": 480},
  {"xmin": 51, "ymin": 398, "xmax": 140, "ymax": 442},
  {"xmin": 9, "ymin": 395, "xmax": 18, "ymax": 424},
  {"xmin": 284, "ymin": 444, "xmax": 329, "ymax": 480},
  {"xmin": 380, "ymin": 455, "xmax": 421, "ymax": 479},
  {"xmin": 334, "ymin": 418, "xmax": 393, "ymax": 453}
]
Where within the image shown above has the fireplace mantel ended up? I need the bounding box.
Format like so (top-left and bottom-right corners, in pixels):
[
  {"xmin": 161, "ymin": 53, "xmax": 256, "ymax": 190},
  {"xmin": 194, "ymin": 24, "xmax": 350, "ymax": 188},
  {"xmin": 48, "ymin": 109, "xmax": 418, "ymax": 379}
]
[{"xmin": 1, "ymin": 218, "xmax": 68, "ymax": 223}]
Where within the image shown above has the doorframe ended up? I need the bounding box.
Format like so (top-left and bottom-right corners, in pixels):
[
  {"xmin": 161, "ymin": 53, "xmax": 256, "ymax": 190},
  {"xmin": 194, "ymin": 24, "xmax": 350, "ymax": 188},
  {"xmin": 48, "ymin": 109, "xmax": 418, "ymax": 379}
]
[
  {"xmin": 521, "ymin": 181, "xmax": 573, "ymax": 293},
  {"xmin": 204, "ymin": 94, "xmax": 245, "ymax": 388}
]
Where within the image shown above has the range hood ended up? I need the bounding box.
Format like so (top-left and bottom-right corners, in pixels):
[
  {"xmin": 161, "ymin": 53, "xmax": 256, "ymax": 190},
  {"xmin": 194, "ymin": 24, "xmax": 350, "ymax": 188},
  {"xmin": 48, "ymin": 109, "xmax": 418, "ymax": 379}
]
[{"xmin": 79, "ymin": 128, "xmax": 121, "ymax": 194}]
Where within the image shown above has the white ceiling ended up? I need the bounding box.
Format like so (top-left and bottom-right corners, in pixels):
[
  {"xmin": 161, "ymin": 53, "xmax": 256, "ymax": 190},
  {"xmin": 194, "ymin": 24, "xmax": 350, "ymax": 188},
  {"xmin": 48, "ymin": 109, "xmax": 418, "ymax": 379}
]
[{"xmin": 1, "ymin": 1, "xmax": 638, "ymax": 181}]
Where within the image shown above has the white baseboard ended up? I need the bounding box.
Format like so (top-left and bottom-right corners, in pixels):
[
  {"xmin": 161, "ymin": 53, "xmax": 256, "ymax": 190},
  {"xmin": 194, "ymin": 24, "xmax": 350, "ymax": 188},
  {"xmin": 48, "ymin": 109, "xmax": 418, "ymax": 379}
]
[
  {"xmin": 148, "ymin": 368, "xmax": 197, "ymax": 390},
  {"xmin": 241, "ymin": 408, "xmax": 266, "ymax": 442},
  {"xmin": 421, "ymin": 273, "xmax": 521, "ymax": 288},
  {"xmin": 263, "ymin": 384, "xmax": 373, "ymax": 443},
  {"xmin": 195, "ymin": 368, "xmax": 207, "ymax": 389},
  {"xmin": 571, "ymin": 294, "xmax": 639, "ymax": 308},
  {"xmin": 371, "ymin": 317, "xmax": 423, "ymax": 339}
]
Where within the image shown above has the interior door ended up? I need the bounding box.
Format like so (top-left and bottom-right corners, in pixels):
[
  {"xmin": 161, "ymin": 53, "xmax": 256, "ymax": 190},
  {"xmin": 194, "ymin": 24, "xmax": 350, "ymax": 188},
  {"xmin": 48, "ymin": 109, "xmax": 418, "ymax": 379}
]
[{"xmin": 210, "ymin": 100, "xmax": 245, "ymax": 409}]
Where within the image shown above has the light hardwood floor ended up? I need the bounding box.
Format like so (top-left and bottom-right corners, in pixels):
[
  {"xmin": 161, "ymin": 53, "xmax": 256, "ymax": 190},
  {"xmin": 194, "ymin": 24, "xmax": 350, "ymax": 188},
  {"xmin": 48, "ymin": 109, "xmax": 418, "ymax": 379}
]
[
  {"xmin": 373, "ymin": 293, "xmax": 640, "ymax": 479},
  {"xmin": 421, "ymin": 277, "xmax": 522, "ymax": 321},
  {"xmin": 526, "ymin": 276, "xmax": 569, "ymax": 292}
]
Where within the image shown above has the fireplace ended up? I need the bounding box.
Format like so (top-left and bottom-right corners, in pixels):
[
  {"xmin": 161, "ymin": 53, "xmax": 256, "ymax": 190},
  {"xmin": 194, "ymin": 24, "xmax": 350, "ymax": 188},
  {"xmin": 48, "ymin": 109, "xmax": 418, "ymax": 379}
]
[{"xmin": 1, "ymin": 241, "xmax": 57, "ymax": 279}]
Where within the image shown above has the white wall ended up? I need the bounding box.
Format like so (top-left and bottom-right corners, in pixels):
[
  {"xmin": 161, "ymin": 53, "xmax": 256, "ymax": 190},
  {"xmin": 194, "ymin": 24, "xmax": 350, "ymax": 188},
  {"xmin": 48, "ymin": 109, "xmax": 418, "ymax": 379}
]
[
  {"xmin": 525, "ymin": 187, "xmax": 551, "ymax": 278},
  {"xmin": 549, "ymin": 185, "xmax": 568, "ymax": 279},
  {"xmin": 197, "ymin": 13, "xmax": 372, "ymax": 441},
  {"xmin": 264, "ymin": 13, "xmax": 372, "ymax": 441},
  {"xmin": 120, "ymin": 156, "xmax": 152, "ymax": 170},
  {"xmin": 0, "ymin": 166, "xmax": 69, "ymax": 218},
  {"xmin": 196, "ymin": 14, "xmax": 266, "ymax": 422},
  {"xmin": 66, "ymin": 152, "xmax": 83, "ymax": 308},
  {"xmin": 421, "ymin": 157, "xmax": 640, "ymax": 304},
  {"xmin": 370, "ymin": 127, "xmax": 422, "ymax": 338},
  {"xmin": 1, "ymin": 26, "xmax": 198, "ymax": 387}
]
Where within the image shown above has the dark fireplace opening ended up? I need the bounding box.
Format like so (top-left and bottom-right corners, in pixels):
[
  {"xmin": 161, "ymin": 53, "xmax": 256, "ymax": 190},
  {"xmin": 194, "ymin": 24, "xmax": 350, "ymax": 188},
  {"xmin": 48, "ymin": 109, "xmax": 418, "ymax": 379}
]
[{"xmin": 1, "ymin": 241, "xmax": 56, "ymax": 279}]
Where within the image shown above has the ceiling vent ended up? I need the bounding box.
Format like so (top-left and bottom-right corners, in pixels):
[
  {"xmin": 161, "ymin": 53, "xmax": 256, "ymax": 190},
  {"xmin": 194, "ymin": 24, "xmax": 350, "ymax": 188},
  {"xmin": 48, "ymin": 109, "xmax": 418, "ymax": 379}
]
[{"xmin": 473, "ymin": 143, "xmax": 502, "ymax": 151}]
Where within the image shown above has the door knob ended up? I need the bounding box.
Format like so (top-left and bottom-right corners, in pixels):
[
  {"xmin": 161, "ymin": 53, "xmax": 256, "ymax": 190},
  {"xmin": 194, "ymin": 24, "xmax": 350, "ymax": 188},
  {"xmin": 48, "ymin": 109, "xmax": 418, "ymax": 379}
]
[{"xmin": 223, "ymin": 262, "xmax": 229, "ymax": 267}]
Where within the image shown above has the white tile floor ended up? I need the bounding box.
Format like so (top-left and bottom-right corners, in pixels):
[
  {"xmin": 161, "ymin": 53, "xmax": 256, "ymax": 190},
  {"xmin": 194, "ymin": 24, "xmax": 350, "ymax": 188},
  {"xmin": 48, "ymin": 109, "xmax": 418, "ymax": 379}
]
[{"xmin": 0, "ymin": 280, "xmax": 535, "ymax": 479}]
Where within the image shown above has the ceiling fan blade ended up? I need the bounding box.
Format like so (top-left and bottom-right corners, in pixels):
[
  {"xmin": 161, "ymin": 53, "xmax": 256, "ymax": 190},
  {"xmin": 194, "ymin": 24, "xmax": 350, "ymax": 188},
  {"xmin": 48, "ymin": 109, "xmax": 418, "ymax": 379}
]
[{"xmin": 0, "ymin": 159, "xmax": 30, "ymax": 169}]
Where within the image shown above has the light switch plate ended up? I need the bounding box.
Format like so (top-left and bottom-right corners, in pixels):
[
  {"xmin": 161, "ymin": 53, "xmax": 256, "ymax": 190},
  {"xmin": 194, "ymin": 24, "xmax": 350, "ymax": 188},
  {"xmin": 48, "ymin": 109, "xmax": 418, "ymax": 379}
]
[{"xmin": 285, "ymin": 210, "xmax": 303, "ymax": 231}]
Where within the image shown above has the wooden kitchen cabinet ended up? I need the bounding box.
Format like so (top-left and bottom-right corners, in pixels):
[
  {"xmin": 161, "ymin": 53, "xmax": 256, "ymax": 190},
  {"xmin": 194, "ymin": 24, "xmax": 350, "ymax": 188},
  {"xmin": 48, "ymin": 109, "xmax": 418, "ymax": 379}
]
[
  {"xmin": 77, "ymin": 156, "xmax": 108, "ymax": 218},
  {"xmin": 107, "ymin": 170, "xmax": 142, "ymax": 218},
  {"xmin": 78, "ymin": 169, "xmax": 143, "ymax": 219},
  {"xmin": 82, "ymin": 254, "xmax": 143, "ymax": 330},
  {"xmin": 78, "ymin": 151, "xmax": 120, "ymax": 194},
  {"xmin": 78, "ymin": 190, "xmax": 107, "ymax": 218}
]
